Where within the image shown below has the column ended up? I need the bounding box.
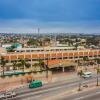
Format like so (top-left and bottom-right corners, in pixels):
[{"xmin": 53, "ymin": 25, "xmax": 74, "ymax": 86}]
[
  {"xmin": 31, "ymin": 53, "xmax": 32, "ymax": 71},
  {"xmin": 62, "ymin": 67, "xmax": 65, "ymax": 72}
]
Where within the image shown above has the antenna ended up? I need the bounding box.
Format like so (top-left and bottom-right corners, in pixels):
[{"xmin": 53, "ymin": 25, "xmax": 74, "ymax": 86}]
[{"xmin": 38, "ymin": 28, "xmax": 40, "ymax": 34}]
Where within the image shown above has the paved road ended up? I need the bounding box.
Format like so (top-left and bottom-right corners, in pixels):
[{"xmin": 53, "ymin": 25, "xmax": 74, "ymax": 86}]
[
  {"xmin": 9, "ymin": 75, "xmax": 100, "ymax": 100},
  {"xmin": 60, "ymin": 87, "xmax": 100, "ymax": 100}
]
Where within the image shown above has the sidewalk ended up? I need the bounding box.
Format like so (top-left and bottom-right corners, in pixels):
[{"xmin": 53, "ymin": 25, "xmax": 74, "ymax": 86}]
[
  {"xmin": 52, "ymin": 72, "xmax": 78, "ymax": 82},
  {"xmin": 0, "ymin": 72, "xmax": 78, "ymax": 92}
]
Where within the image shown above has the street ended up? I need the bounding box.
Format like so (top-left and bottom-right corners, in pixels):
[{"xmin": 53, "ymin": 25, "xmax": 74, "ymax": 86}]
[
  {"xmin": 8, "ymin": 75, "xmax": 100, "ymax": 100},
  {"xmin": 61, "ymin": 87, "xmax": 100, "ymax": 100}
]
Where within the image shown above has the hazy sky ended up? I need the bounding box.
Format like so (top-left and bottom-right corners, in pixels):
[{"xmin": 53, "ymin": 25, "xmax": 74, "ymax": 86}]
[{"xmin": 0, "ymin": 0, "xmax": 100, "ymax": 33}]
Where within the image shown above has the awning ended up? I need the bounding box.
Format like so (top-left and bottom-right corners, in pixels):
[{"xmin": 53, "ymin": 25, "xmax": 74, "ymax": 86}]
[{"xmin": 44, "ymin": 60, "xmax": 77, "ymax": 68}]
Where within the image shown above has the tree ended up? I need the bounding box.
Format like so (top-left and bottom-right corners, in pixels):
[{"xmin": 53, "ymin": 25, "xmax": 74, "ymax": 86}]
[
  {"xmin": 93, "ymin": 58, "xmax": 100, "ymax": 65},
  {"xmin": 33, "ymin": 63, "xmax": 39, "ymax": 72},
  {"xmin": 0, "ymin": 56, "xmax": 7, "ymax": 77},
  {"xmin": 96, "ymin": 68, "xmax": 100, "ymax": 86},
  {"xmin": 77, "ymin": 70, "xmax": 83, "ymax": 91},
  {"xmin": 33, "ymin": 59, "xmax": 46, "ymax": 72},
  {"xmin": 12, "ymin": 61, "xmax": 17, "ymax": 72},
  {"xmin": 38, "ymin": 59, "xmax": 45, "ymax": 71},
  {"xmin": 83, "ymin": 56, "xmax": 89, "ymax": 71},
  {"xmin": 46, "ymin": 58, "xmax": 49, "ymax": 79},
  {"xmin": 18, "ymin": 58, "xmax": 28, "ymax": 72},
  {"xmin": 36, "ymin": 59, "xmax": 49, "ymax": 79},
  {"xmin": 94, "ymin": 58, "xmax": 100, "ymax": 86},
  {"xmin": 83, "ymin": 56, "xmax": 89, "ymax": 61},
  {"xmin": 27, "ymin": 39, "xmax": 39, "ymax": 46},
  {"xmin": 75, "ymin": 43, "xmax": 78, "ymax": 50}
]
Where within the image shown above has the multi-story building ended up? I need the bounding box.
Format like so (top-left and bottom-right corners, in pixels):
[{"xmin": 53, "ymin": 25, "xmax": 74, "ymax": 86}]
[{"xmin": 1, "ymin": 47, "xmax": 100, "ymax": 70}]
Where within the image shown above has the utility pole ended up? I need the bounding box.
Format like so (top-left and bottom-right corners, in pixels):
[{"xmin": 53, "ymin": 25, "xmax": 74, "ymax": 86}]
[{"xmin": 46, "ymin": 54, "xmax": 48, "ymax": 79}]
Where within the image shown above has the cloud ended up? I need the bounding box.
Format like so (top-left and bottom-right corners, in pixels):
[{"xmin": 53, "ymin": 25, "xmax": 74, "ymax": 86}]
[
  {"xmin": 0, "ymin": 19, "xmax": 100, "ymax": 33},
  {"xmin": 0, "ymin": 0, "xmax": 100, "ymax": 33}
]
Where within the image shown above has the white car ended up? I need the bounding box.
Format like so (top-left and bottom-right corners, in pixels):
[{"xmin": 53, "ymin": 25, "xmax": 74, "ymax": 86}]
[
  {"xmin": 0, "ymin": 93, "xmax": 5, "ymax": 99},
  {"xmin": 5, "ymin": 91, "xmax": 16, "ymax": 98},
  {"xmin": 0, "ymin": 91, "xmax": 16, "ymax": 99},
  {"xmin": 82, "ymin": 72, "xmax": 92, "ymax": 78}
]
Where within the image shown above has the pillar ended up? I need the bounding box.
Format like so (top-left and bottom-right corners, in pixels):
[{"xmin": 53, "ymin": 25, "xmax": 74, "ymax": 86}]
[
  {"xmin": 62, "ymin": 67, "xmax": 65, "ymax": 72},
  {"xmin": 31, "ymin": 53, "xmax": 32, "ymax": 70}
]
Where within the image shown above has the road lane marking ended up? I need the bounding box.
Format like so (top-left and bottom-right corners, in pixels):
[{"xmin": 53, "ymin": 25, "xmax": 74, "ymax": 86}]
[
  {"xmin": 15, "ymin": 82, "xmax": 78, "ymax": 99},
  {"xmin": 14, "ymin": 77, "xmax": 100, "ymax": 99},
  {"xmin": 22, "ymin": 95, "xmax": 42, "ymax": 100},
  {"xmin": 74, "ymin": 91, "xmax": 100, "ymax": 100}
]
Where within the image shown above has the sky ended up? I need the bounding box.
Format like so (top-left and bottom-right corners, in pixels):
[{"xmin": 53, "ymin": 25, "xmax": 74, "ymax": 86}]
[{"xmin": 0, "ymin": 0, "xmax": 100, "ymax": 33}]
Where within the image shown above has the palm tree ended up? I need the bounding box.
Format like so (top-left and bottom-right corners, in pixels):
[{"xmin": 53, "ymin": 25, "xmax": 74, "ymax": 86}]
[
  {"xmin": 77, "ymin": 70, "xmax": 83, "ymax": 91},
  {"xmin": 83, "ymin": 56, "xmax": 89, "ymax": 71},
  {"xmin": 75, "ymin": 43, "xmax": 78, "ymax": 50},
  {"xmin": 38, "ymin": 59, "xmax": 49, "ymax": 79},
  {"xmin": 94, "ymin": 58, "xmax": 100, "ymax": 86},
  {"xmin": 18, "ymin": 58, "xmax": 28, "ymax": 72},
  {"xmin": 78, "ymin": 70, "xmax": 83, "ymax": 77},
  {"xmin": 76, "ymin": 59, "xmax": 80, "ymax": 71},
  {"xmin": 33, "ymin": 63, "xmax": 40, "ymax": 72},
  {"xmin": 96, "ymin": 68, "xmax": 100, "ymax": 86},
  {"xmin": 93, "ymin": 58, "xmax": 100, "ymax": 65},
  {"xmin": 83, "ymin": 56, "xmax": 89, "ymax": 62},
  {"xmin": 0, "ymin": 56, "xmax": 7, "ymax": 77},
  {"xmin": 38, "ymin": 59, "xmax": 45, "ymax": 71},
  {"xmin": 12, "ymin": 60, "xmax": 17, "ymax": 72}
]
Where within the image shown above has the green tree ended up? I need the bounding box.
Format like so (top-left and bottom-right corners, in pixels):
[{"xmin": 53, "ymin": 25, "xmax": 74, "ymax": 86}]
[
  {"xmin": 12, "ymin": 61, "xmax": 17, "ymax": 72},
  {"xmin": 83, "ymin": 56, "xmax": 89, "ymax": 61},
  {"xmin": 83, "ymin": 56, "xmax": 89, "ymax": 71},
  {"xmin": 45, "ymin": 55, "xmax": 49, "ymax": 79},
  {"xmin": 38, "ymin": 59, "xmax": 45, "ymax": 71},
  {"xmin": 33, "ymin": 59, "xmax": 45, "ymax": 72},
  {"xmin": 78, "ymin": 70, "xmax": 83, "ymax": 77},
  {"xmin": 18, "ymin": 58, "xmax": 28, "ymax": 72},
  {"xmin": 75, "ymin": 43, "xmax": 78, "ymax": 50},
  {"xmin": 94, "ymin": 58, "xmax": 100, "ymax": 65},
  {"xmin": 0, "ymin": 56, "xmax": 7, "ymax": 77},
  {"xmin": 33, "ymin": 63, "xmax": 39, "ymax": 72},
  {"xmin": 96, "ymin": 68, "xmax": 100, "ymax": 86},
  {"xmin": 34, "ymin": 59, "xmax": 49, "ymax": 79},
  {"xmin": 94, "ymin": 58, "xmax": 100, "ymax": 86},
  {"xmin": 27, "ymin": 39, "xmax": 39, "ymax": 46},
  {"xmin": 77, "ymin": 70, "xmax": 83, "ymax": 91}
]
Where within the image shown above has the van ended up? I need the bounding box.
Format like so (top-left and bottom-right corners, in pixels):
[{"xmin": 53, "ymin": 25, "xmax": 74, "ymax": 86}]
[
  {"xmin": 29, "ymin": 80, "xmax": 42, "ymax": 88},
  {"xmin": 82, "ymin": 72, "xmax": 92, "ymax": 78}
]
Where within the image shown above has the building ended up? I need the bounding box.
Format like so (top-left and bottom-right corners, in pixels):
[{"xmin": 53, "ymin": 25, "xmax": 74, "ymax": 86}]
[
  {"xmin": 1, "ymin": 47, "xmax": 100, "ymax": 71},
  {"xmin": 2, "ymin": 47, "xmax": 100, "ymax": 62}
]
